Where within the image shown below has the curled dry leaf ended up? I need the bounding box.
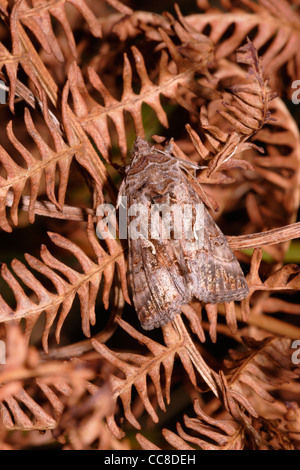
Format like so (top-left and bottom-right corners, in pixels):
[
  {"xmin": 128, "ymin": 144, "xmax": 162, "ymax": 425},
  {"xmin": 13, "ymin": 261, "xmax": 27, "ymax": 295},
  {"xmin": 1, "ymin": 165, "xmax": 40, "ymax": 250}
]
[{"xmin": 190, "ymin": 0, "xmax": 300, "ymax": 97}]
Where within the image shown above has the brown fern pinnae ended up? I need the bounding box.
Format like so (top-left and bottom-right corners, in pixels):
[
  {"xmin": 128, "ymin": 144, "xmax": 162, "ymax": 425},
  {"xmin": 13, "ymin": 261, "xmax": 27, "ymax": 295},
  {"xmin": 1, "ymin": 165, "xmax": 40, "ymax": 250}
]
[
  {"xmin": 0, "ymin": 217, "xmax": 129, "ymax": 353},
  {"xmin": 0, "ymin": 0, "xmax": 299, "ymax": 451},
  {"xmin": 181, "ymin": 39, "xmax": 275, "ymax": 179},
  {"xmin": 64, "ymin": 20, "xmax": 215, "ymax": 162},
  {"xmin": 189, "ymin": 0, "xmax": 300, "ymax": 98},
  {"xmin": 137, "ymin": 396, "xmax": 246, "ymax": 450}
]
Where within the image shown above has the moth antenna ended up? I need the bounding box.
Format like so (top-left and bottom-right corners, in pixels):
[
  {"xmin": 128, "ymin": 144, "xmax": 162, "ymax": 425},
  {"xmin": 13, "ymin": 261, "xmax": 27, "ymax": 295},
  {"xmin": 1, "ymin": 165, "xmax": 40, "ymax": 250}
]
[
  {"xmin": 163, "ymin": 138, "xmax": 175, "ymax": 154},
  {"xmin": 154, "ymin": 138, "xmax": 177, "ymax": 157},
  {"xmin": 178, "ymin": 160, "xmax": 207, "ymax": 170},
  {"xmin": 116, "ymin": 180, "xmax": 127, "ymax": 208},
  {"xmin": 180, "ymin": 164, "xmax": 216, "ymax": 214},
  {"xmin": 156, "ymin": 147, "xmax": 208, "ymax": 171},
  {"xmin": 155, "ymin": 148, "xmax": 171, "ymax": 156},
  {"xmin": 154, "ymin": 139, "xmax": 208, "ymax": 171}
]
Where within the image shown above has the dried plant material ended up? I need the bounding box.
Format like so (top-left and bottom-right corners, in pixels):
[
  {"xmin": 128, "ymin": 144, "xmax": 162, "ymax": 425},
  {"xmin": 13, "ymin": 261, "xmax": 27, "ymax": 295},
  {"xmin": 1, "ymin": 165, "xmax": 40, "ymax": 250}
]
[
  {"xmin": 0, "ymin": 217, "xmax": 129, "ymax": 352},
  {"xmin": 65, "ymin": 19, "xmax": 214, "ymax": 161},
  {"xmin": 189, "ymin": 0, "xmax": 300, "ymax": 97},
  {"xmin": 0, "ymin": 325, "xmax": 110, "ymax": 441},
  {"xmin": 0, "ymin": 91, "xmax": 114, "ymax": 231},
  {"xmin": 0, "ymin": 0, "xmax": 299, "ymax": 452},
  {"xmin": 156, "ymin": 399, "xmax": 245, "ymax": 450},
  {"xmin": 92, "ymin": 317, "xmax": 220, "ymax": 438},
  {"xmin": 0, "ymin": 102, "xmax": 71, "ymax": 231},
  {"xmin": 180, "ymin": 40, "xmax": 274, "ymax": 180},
  {"xmin": 11, "ymin": 0, "xmax": 102, "ymax": 62}
]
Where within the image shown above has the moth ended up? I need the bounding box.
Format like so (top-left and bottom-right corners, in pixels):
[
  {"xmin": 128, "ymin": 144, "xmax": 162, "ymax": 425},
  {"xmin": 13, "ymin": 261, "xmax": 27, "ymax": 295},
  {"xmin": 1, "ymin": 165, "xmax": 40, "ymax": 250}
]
[{"xmin": 118, "ymin": 137, "xmax": 249, "ymax": 330}]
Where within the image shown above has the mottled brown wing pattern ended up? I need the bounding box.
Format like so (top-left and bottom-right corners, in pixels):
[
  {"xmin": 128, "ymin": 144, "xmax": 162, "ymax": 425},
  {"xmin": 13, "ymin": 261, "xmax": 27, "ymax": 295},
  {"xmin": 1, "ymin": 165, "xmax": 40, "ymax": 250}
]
[
  {"xmin": 120, "ymin": 137, "xmax": 249, "ymax": 330},
  {"xmin": 128, "ymin": 236, "xmax": 191, "ymax": 329},
  {"xmin": 175, "ymin": 179, "xmax": 249, "ymax": 304},
  {"xmin": 126, "ymin": 182, "xmax": 192, "ymax": 330}
]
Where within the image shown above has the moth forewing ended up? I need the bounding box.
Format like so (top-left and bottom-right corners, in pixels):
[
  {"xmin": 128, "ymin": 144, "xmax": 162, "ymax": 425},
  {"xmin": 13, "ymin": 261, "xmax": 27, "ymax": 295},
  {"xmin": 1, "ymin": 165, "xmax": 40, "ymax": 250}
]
[{"xmin": 119, "ymin": 138, "xmax": 249, "ymax": 330}]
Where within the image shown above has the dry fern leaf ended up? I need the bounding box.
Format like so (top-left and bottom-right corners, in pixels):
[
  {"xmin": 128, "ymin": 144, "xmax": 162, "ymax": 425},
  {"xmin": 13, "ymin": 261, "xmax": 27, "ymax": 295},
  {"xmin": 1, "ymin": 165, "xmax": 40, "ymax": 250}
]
[
  {"xmin": 91, "ymin": 319, "xmax": 177, "ymax": 439},
  {"xmin": 190, "ymin": 0, "xmax": 300, "ymax": 96},
  {"xmin": 137, "ymin": 334, "xmax": 298, "ymax": 451},
  {"xmin": 0, "ymin": 105, "xmax": 72, "ymax": 232},
  {"xmin": 240, "ymin": 247, "xmax": 300, "ymax": 319},
  {"xmin": 173, "ymin": 399, "xmax": 245, "ymax": 450},
  {"xmin": 55, "ymin": 382, "xmax": 123, "ymax": 450},
  {"xmin": 0, "ymin": 0, "xmax": 118, "ymax": 111},
  {"xmin": 182, "ymin": 39, "xmax": 274, "ymax": 179},
  {"xmin": 221, "ymin": 335, "xmax": 300, "ymax": 448},
  {"xmin": 169, "ymin": 41, "xmax": 282, "ymax": 340},
  {"xmin": 1, "ymin": 0, "xmax": 130, "ymax": 64},
  {"xmin": 0, "ymin": 386, "xmax": 57, "ymax": 431},
  {"xmin": 203, "ymin": 247, "xmax": 300, "ymax": 340},
  {"xmin": 91, "ymin": 317, "xmax": 218, "ymax": 439},
  {"xmin": 36, "ymin": 367, "xmax": 114, "ymax": 447},
  {"xmin": 0, "ymin": 325, "xmax": 105, "ymax": 434},
  {"xmin": 0, "ymin": 217, "xmax": 129, "ymax": 352},
  {"xmin": 135, "ymin": 433, "xmax": 161, "ymax": 450},
  {"xmin": 66, "ymin": 25, "xmax": 214, "ymax": 161},
  {"xmin": 0, "ymin": 36, "xmax": 43, "ymax": 113},
  {"xmin": 138, "ymin": 398, "xmax": 245, "ymax": 450},
  {"xmin": 225, "ymin": 336, "xmax": 299, "ymax": 408},
  {"xmin": 8, "ymin": 0, "xmax": 102, "ymax": 62},
  {"xmin": 0, "ymin": 4, "xmax": 58, "ymax": 111},
  {"xmin": 0, "ymin": 91, "xmax": 114, "ymax": 231}
]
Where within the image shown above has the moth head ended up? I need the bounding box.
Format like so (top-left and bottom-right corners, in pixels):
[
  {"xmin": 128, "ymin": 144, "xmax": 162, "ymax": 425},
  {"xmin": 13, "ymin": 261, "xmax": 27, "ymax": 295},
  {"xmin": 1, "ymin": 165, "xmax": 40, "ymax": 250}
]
[
  {"xmin": 132, "ymin": 136, "xmax": 151, "ymax": 156},
  {"xmin": 133, "ymin": 137, "xmax": 175, "ymax": 158}
]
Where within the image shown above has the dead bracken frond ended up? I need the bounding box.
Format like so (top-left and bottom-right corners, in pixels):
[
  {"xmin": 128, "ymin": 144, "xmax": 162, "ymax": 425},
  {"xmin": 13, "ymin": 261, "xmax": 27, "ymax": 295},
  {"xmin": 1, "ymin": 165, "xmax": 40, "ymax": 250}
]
[
  {"xmin": 178, "ymin": 38, "xmax": 273, "ymax": 181},
  {"xmin": 9, "ymin": 0, "xmax": 102, "ymax": 62},
  {"xmin": 65, "ymin": 21, "xmax": 214, "ymax": 162},
  {"xmin": 0, "ymin": 324, "xmax": 111, "ymax": 444},
  {"xmin": 0, "ymin": 0, "xmax": 299, "ymax": 451},
  {"xmin": 0, "ymin": 217, "xmax": 129, "ymax": 352},
  {"xmin": 0, "ymin": 91, "xmax": 115, "ymax": 232},
  {"xmin": 191, "ymin": 0, "xmax": 300, "ymax": 98},
  {"xmin": 91, "ymin": 317, "xmax": 218, "ymax": 439},
  {"xmin": 137, "ymin": 398, "xmax": 246, "ymax": 450}
]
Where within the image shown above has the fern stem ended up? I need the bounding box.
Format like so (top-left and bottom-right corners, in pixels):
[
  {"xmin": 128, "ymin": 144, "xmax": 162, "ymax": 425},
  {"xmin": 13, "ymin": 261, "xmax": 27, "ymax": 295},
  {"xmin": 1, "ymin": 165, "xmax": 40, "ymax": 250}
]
[{"xmin": 173, "ymin": 316, "xmax": 219, "ymax": 398}]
